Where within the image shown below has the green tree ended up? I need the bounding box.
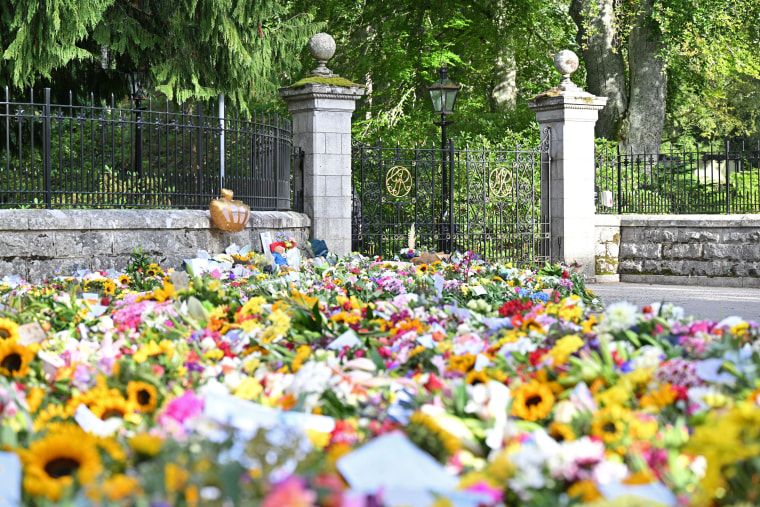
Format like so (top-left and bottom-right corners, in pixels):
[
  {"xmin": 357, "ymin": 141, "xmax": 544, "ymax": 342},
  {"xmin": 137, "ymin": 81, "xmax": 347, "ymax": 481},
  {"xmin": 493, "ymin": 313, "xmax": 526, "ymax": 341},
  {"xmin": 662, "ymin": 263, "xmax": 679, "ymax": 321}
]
[
  {"xmin": 291, "ymin": 0, "xmax": 573, "ymax": 146},
  {"xmin": 1, "ymin": 0, "xmax": 321, "ymax": 109},
  {"xmin": 570, "ymin": 0, "xmax": 760, "ymax": 153}
]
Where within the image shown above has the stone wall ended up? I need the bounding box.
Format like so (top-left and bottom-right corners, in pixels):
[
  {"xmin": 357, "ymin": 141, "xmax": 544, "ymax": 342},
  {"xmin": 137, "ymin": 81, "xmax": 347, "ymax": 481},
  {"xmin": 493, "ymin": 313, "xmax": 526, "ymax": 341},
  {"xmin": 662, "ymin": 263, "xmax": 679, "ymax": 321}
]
[
  {"xmin": 594, "ymin": 214, "xmax": 760, "ymax": 287},
  {"xmin": 0, "ymin": 210, "xmax": 310, "ymax": 283}
]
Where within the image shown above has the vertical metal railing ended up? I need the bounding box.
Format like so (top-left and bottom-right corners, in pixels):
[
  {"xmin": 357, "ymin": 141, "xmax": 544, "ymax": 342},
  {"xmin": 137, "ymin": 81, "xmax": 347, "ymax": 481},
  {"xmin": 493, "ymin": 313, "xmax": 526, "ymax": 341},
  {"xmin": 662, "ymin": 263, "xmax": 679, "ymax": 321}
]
[{"xmin": 0, "ymin": 87, "xmax": 297, "ymax": 211}]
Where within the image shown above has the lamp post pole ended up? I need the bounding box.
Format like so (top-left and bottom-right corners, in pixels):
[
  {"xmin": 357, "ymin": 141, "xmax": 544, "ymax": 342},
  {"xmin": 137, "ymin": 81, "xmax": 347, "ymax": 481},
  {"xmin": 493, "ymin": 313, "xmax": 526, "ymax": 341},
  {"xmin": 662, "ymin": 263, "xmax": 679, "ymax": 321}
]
[
  {"xmin": 435, "ymin": 113, "xmax": 451, "ymax": 253},
  {"xmin": 427, "ymin": 64, "xmax": 460, "ymax": 254}
]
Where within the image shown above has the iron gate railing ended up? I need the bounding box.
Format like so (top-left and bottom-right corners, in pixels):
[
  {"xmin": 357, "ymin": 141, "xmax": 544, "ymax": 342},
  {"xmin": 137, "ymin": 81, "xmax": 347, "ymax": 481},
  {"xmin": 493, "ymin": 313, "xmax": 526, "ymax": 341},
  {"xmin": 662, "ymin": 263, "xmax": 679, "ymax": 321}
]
[
  {"xmin": 595, "ymin": 140, "xmax": 760, "ymax": 214},
  {"xmin": 0, "ymin": 87, "xmax": 299, "ymax": 210},
  {"xmin": 352, "ymin": 127, "xmax": 551, "ymax": 266}
]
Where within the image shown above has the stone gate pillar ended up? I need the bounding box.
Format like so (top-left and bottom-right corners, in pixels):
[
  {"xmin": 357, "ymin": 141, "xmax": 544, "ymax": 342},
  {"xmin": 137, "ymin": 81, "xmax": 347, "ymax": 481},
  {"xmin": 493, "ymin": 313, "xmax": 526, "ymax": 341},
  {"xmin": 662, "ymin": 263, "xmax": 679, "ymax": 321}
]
[
  {"xmin": 528, "ymin": 50, "xmax": 607, "ymax": 280},
  {"xmin": 279, "ymin": 33, "xmax": 365, "ymax": 256}
]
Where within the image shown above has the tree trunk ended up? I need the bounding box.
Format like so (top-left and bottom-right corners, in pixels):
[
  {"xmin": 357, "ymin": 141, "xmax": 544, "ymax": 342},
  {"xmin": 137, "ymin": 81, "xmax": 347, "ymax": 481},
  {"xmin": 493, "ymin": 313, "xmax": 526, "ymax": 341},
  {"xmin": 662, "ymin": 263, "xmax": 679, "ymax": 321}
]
[
  {"xmin": 569, "ymin": 0, "xmax": 628, "ymax": 140},
  {"xmin": 618, "ymin": 0, "xmax": 667, "ymax": 155},
  {"xmin": 492, "ymin": 44, "xmax": 517, "ymax": 111}
]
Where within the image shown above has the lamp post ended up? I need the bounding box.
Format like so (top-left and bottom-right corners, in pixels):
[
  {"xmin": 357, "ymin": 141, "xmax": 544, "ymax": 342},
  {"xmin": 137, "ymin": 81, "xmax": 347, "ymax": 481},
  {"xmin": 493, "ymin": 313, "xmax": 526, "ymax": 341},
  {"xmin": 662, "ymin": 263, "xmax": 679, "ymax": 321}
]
[
  {"xmin": 127, "ymin": 69, "xmax": 147, "ymax": 180},
  {"xmin": 427, "ymin": 65, "xmax": 460, "ymax": 252}
]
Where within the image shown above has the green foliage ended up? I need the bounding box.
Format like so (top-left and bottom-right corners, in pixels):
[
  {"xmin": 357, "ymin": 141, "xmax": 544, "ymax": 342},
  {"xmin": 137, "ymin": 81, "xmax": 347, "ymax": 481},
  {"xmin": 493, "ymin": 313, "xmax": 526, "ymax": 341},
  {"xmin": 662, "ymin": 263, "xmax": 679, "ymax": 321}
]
[
  {"xmin": 1, "ymin": 0, "xmax": 323, "ymax": 111},
  {"xmin": 291, "ymin": 0, "xmax": 573, "ymax": 147}
]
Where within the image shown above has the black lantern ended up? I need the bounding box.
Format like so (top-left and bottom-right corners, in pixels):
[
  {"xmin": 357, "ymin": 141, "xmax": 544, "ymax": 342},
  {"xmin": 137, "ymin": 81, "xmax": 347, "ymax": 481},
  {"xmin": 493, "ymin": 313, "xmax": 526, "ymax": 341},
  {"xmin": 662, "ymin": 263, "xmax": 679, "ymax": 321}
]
[
  {"xmin": 427, "ymin": 65, "xmax": 460, "ymax": 119},
  {"xmin": 427, "ymin": 65, "xmax": 460, "ymax": 253}
]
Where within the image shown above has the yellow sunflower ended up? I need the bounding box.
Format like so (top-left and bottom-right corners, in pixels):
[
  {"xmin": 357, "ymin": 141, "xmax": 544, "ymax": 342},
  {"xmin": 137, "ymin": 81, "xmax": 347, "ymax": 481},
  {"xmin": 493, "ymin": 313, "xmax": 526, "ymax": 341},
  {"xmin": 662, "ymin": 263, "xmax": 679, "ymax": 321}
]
[
  {"xmin": 0, "ymin": 317, "xmax": 19, "ymax": 341},
  {"xmin": 416, "ymin": 264, "xmax": 429, "ymax": 276},
  {"xmin": 102, "ymin": 279, "xmax": 116, "ymax": 296},
  {"xmin": 88, "ymin": 394, "xmax": 141, "ymax": 424},
  {"xmin": 590, "ymin": 404, "xmax": 638, "ymax": 450},
  {"xmin": 510, "ymin": 381, "xmax": 555, "ymax": 422},
  {"xmin": 0, "ymin": 339, "xmax": 38, "ymax": 378},
  {"xmin": 548, "ymin": 421, "xmax": 576, "ymax": 442},
  {"xmin": 117, "ymin": 274, "xmax": 131, "ymax": 286},
  {"xmin": 20, "ymin": 426, "xmax": 102, "ymax": 501},
  {"xmin": 126, "ymin": 381, "xmax": 159, "ymax": 413}
]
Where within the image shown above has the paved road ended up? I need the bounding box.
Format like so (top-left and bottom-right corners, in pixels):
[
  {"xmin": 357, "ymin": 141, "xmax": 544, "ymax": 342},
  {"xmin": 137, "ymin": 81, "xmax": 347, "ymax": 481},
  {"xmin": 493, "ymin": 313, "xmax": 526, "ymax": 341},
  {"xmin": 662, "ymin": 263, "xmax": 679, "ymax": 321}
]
[{"xmin": 586, "ymin": 282, "xmax": 760, "ymax": 322}]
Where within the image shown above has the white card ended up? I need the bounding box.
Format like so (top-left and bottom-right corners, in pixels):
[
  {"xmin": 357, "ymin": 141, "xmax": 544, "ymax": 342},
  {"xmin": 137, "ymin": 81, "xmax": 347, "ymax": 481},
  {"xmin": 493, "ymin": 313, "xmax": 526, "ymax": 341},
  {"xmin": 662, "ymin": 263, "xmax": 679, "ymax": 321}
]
[
  {"xmin": 203, "ymin": 392, "xmax": 335, "ymax": 433},
  {"xmin": 337, "ymin": 432, "xmax": 457, "ymax": 495},
  {"xmin": 470, "ymin": 285, "xmax": 487, "ymax": 296},
  {"xmin": 327, "ymin": 329, "xmax": 362, "ymax": 350},
  {"xmin": 260, "ymin": 232, "xmax": 274, "ymax": 263},
  {"xmin": 0, "ymin": 452, "xmax": 21, "ymax": 507}
]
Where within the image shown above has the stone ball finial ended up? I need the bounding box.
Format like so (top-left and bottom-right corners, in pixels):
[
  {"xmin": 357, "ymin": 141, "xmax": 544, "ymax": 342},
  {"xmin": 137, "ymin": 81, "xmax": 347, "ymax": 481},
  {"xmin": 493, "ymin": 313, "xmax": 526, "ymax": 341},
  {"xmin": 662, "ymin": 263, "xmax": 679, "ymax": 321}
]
[
  {"xmin": 308, "ymin": 33, "xmax": 336, "ymax": 77},
  {"xmin": 554, "ymin": 50, "xmax": 579, "ymax": 91}
]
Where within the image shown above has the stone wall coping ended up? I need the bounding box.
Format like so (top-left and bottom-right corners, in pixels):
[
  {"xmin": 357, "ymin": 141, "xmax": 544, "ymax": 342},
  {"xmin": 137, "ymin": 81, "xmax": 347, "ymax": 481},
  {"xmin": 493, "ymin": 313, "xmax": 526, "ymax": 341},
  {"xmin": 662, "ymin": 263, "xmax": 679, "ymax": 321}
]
[
  {"xmin": 594, "ymin": 214, "xmax": 621, "ymax": 227},
  {"xmin": 0, "ymin": 209, "xmax": 310, "ymax": 231},
  {"xmin": 614, "ymin": 214, "xmax": 760, "ymax": 228}
]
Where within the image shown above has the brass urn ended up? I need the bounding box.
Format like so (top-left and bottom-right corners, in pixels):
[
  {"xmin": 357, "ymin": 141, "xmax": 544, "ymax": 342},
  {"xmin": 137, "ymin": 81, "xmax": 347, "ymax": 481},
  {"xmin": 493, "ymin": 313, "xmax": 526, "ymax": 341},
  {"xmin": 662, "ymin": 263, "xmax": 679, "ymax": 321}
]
[{"xmin": 209, "ymin": 189, "xmax": 250, "ymax": 232}]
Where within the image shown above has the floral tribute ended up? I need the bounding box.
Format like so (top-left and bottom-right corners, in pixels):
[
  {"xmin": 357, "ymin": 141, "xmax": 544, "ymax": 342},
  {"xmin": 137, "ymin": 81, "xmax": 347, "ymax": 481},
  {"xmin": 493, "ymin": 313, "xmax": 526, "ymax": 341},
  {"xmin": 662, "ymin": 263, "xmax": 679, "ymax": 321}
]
[{"xmin": 0, "ymin": 248, "xmax": 758, "ymax": 506}]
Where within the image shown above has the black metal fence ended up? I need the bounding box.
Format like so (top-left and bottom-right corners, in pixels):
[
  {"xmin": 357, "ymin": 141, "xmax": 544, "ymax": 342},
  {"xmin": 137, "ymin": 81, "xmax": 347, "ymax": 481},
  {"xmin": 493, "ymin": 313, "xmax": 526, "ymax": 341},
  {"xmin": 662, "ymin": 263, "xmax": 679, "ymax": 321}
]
[
  {"xmin": 595, "ymin": 141, "xmax": 760, "ymax": 214},
  {"xmin": 1, "ymin": 87, "xmax": 298, "ymax": 210},
  {"xmin": 352, "ymin": 127, "xmax": 551, "ymax": 266}
]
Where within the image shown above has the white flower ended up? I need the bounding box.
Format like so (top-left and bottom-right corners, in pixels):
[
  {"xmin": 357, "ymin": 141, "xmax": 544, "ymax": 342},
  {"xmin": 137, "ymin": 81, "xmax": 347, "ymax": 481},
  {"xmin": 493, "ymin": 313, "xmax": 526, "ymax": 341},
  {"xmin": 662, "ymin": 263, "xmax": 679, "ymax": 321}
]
[
  {"xmin": 552, "ymin": 400, "xmax": 580, "ymax": 424},
  {"xmin": 593, "ymin": 459, "xmax": 629, "ymax": 484},
  {"xmin": 631, "ymin": 345, "xmax": 665, "ymax": 370},
  {"xmin": 200, "ymin": 337, "xmax": 217, "ymax": 351},
  {"xmin": 650, "ymin": 302, "xmax": 685, "ymax": 321},
  {"xmin": 601, "ymin": 301, "xmax": 639, "ymax": 332},
  {"xmin": 547, "ymin": 436, "xmax": 605, "ymax": 481},
  {"xmin": 286, "ymin": 361, "xmax": 335, "ymax": 398},
  {"xmin": 689, "ymin": 455, "xmax": 707, "ymax": 478},
  {"xmin": 499, "ymin": 336, "xmax": 539, "ymax": 356},
  {"xmin": 223, "ymin": 371, "xmax": 245, "ymax": 391}
]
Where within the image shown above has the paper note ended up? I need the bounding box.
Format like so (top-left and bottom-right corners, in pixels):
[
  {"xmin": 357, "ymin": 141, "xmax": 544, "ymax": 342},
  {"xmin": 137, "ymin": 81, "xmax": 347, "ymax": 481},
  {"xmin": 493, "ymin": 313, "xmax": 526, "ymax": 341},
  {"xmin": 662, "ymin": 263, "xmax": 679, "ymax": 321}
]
[
  {"xmin": 470, "ymin": 285, "xmax": 487, "ymax": 296},
  {"xmin": 203, "ymin": 392, "xmax": 335, "ymax": 433},
  {"xmin": 0, "ymin": 452, "xmax": 21, "ymax": 507},
  {"xmin": 337, "ymin": 432, "xmax": 457, "ymax": 494},
  {"xmin": 327, "ymin": 329, "xmax": 362, "ymax": 350},
  {"xmin": 17, "ymin": 322, "xmax": 47, "ymax": 346}
]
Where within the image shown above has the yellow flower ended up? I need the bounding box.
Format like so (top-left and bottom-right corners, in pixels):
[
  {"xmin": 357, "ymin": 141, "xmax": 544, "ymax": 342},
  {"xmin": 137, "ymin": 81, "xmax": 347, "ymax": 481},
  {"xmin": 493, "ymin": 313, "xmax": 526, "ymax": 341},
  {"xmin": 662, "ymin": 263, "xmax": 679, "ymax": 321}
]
[
  {"xmin": 27, "ymin": 386, "xmax": 46, "ymax": 413},
  {"xmin": 291, "ymin": 345, "xmax": 311, "ymax": 372},
  {"xmin": 260, "ymin": 309, "xmax": 291, "ymax": 343},
  {"xmin": 239, "ymin": 296, "xmax": 267, "ymax": 317},
  {"xmin": 118, "ymin": 274, "xmax": 131, "ymax": 286},
  {"xmin": 511, "ymin": 381, "xmax": 555, "ymax": 422},
  {"xmin": 0, "ymin": 339, "xmax": 38, "ymax": 378},
  {"xmin": 235, "ymin": 377, "xmax": 263, "ymax": 400},
  {"xmin": 126, "ymin": 381, "xmax": 159, "ymax": 413},
  {"xmin": 567, "ymin": 479, "xmax": 602, "ymax": 502},
  {"xmin": 89, "ymin": 394, "xmax": 141, "ymax": 424},
  {"xmin": 547, "ymin": 334, "xmax": 584, "ymax": 365},
  {"xmin": 128, "ymin": 433, "xmax": 164, "ymax": 457},
  {"xmin": 639, "ymin": 383, "xmax": 677, "ymax": 413},
  {"xmin": 165, "ymin": 463, "xmax": 188, "ymax": 493},
  {"xmin": 548, "ymin": 421, "xmax": 576, "ymax": 442},
  {"xmin": 20, "ymin": 426, "xmax": 102, "ymax": 502},
  {"xmin": 95, "ymin": 474, "xmax": 142, "ymax": 502},
  {"xmin": 0, "ymin": 317, "xmax": 20, "ymax": 341},
  {"xmin": 152, "ymin": 281, "xmax": 177, "ymax": 302}
]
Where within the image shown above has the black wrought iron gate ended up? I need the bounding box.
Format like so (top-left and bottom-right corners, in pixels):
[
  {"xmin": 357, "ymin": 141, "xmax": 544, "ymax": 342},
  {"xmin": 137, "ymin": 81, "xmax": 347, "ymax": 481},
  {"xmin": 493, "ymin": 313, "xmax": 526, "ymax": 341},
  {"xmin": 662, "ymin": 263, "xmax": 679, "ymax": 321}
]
[{"xmin": 351, "ymin": 127, "xmax": 551, "ymax": 266}]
